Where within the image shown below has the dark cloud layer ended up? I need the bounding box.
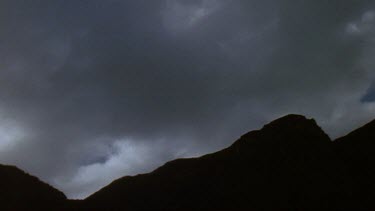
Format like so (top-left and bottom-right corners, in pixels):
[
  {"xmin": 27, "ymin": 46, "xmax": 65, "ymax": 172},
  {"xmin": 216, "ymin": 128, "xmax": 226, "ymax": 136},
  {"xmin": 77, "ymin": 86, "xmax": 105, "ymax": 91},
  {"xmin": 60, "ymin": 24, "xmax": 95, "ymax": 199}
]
[{"xmin": 0, "ymin": 0, "xmax": 375, "ymax": 198}]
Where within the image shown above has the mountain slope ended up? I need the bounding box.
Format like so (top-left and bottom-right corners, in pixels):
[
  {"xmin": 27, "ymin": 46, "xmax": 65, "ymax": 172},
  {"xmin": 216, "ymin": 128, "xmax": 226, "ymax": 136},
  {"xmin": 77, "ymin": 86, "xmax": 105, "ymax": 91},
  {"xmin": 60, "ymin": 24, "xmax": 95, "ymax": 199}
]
[
  {"xmin": 334, "ymin": 119, "xmax": 375, "ymax": 210},
  {"xmin": 84, "ymin": 114, "xmax": 346, "ymax": 210},
  {"xmin": 2, "ymin": 114, "xmax": 375, "ymax": 210},
  {"xmin": 0, "ymin": 164, "xmax": 67, "ymax": 210}
]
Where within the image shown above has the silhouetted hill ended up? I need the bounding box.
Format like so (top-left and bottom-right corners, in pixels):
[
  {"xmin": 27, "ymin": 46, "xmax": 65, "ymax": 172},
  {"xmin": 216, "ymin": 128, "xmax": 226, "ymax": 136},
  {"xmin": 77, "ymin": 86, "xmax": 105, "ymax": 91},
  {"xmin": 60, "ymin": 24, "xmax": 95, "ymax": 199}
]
[
  {"xmin": 3, "ymin": 114, "xmax": 375, "ymax": 210},
  {"xmin": 83, "ymin": 114, "xmax": 347, "ymax": 210},
  {"xmin": 0, "ymin": 164, "xmax": 67, "ymax": 210},
  {"xmin": 335, "ymin": 119, "xmax": 375, "ymax": 210}
]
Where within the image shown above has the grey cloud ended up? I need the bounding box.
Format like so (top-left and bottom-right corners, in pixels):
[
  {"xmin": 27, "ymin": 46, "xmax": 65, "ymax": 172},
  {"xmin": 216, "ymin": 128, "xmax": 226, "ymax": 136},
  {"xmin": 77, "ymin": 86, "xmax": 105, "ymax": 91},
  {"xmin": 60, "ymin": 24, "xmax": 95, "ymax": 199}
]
[{"xmin": 0, "ymin": 0, "xmax": 375, "ymax": 198}]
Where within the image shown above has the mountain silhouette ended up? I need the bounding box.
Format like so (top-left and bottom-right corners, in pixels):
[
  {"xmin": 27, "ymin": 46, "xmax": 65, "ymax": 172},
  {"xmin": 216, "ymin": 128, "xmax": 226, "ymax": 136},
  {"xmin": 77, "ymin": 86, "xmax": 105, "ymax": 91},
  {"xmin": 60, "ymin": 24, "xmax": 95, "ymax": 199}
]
[
  {"xmin": 0, "ymin": 164, "xmax": 66, "ymax": 210},
  {"xmin": 334, "ymin": 119, "xmax": 375, "ymax": 210},
  {"xmin": 1, "ymin": 114, "xmax": 375, "ymax": 210},
  {"xmin": 82, "ymin": 115, "xmax": 346, "ymax": 210}
]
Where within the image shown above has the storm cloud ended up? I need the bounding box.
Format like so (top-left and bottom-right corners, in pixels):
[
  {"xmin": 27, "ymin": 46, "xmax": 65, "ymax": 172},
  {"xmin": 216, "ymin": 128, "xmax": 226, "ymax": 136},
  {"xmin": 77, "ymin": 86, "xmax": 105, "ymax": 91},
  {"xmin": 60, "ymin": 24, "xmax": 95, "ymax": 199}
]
[{"xmin": 1, "ymin": 0, "xmax": 375, "ymax": 198}]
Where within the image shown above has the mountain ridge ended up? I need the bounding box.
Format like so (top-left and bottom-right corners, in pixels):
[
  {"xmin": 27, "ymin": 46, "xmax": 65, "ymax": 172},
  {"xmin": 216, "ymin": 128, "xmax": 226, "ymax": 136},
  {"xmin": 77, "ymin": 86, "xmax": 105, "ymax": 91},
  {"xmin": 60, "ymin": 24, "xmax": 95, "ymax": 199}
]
[
  {"xmin": 0, "ymin": 163, "xmax": 67, "ymax": 210},
  {"xmin": 83, "ymin": 114, "xmax": 341, "ymax": 210},
  {"xmin": 1, "ymin": 114, "xmax": 375, "ymax": 210}
]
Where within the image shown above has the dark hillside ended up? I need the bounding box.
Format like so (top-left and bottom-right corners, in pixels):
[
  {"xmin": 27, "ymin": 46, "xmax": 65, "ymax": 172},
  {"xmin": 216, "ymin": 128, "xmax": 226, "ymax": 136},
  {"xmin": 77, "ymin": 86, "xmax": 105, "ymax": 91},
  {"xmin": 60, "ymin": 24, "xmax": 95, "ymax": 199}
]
[
  {"xmin": 0, "ymin": 164, "xmax": 67, "ymax": 210},
  {"xmin": 3, "ymin": 114, "xmax": 375, "ymax": 210},
  {"xmin": 84, "ymin": 115, "xmax": 347, "ymax": 210},
  {"xmin": 334, "ymin": 119, "xmax": 375, "ymax": 210}
]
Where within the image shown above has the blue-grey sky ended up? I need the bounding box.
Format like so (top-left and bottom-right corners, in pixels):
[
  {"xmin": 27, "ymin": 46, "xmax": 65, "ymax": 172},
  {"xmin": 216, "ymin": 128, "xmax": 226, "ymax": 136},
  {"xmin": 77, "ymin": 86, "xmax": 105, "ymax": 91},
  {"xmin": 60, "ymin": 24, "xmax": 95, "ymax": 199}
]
[{"xmin": 0, "ymin": 0, "xmax": 375, "ymax": 198}]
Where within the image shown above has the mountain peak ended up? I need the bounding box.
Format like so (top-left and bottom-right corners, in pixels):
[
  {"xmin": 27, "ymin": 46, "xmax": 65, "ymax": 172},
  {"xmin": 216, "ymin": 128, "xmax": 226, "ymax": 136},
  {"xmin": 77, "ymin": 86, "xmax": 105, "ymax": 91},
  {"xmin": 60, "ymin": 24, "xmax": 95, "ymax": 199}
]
[
  {"xmin": 263, "ymin": 114, "xmax": 317, "ymax": 129},
  {"xmin": 239, "ymin": 114, "xmax": 329, "ymax": 141},
  {"xmin": 262, "ymin": 114, "xmax": 327, "ymax": 137},
  {"xmin": 228, "ymin": 114, "xmax": 332, "ymax": 159}
]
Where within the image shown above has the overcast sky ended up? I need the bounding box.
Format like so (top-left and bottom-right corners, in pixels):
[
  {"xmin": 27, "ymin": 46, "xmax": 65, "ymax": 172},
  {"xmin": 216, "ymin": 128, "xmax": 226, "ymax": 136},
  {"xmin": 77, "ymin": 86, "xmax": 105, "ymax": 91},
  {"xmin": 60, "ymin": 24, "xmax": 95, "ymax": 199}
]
[{"xmin": 1, "ymin": 0, "xmax": 375, "ymax": 199}]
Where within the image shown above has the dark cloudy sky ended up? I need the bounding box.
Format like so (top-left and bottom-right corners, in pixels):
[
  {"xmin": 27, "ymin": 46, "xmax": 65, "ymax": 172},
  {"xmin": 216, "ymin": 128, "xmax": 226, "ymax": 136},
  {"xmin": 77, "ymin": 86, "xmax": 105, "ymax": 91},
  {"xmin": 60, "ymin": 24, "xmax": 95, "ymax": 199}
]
[{"xmin": 1, "ymin": 0, "xmax": 375, "ymax": 198}]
